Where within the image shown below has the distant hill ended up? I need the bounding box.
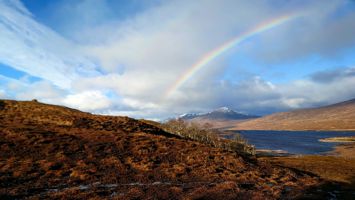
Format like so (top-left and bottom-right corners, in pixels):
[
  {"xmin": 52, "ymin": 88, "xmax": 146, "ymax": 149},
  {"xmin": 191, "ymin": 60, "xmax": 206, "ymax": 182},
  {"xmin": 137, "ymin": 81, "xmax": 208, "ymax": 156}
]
[
  {"xmin": 178, "ymin": 107, "xmax": 259, "ymax": 129},
  {"xmin": 232, "ymin": 98, "xmax": 355, "ymax": 131},
  {"xmin": 179, "ymin": 107, "xmax": 259, "ymax": 121},
  {"xmin": 0, "ymin": 99, "xmax": 319, "ymax": 199}
]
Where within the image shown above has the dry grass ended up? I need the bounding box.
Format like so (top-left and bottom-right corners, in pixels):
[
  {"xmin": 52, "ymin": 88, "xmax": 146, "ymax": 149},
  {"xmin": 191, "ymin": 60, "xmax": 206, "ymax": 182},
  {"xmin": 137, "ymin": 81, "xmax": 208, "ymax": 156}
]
[
  {"xmin": 263, "ymin": 154, "xmax": 355, "ymax": 199},
  {"xmin": 267, "ymin": 156, "xmax": 355, "ymax": 184}
]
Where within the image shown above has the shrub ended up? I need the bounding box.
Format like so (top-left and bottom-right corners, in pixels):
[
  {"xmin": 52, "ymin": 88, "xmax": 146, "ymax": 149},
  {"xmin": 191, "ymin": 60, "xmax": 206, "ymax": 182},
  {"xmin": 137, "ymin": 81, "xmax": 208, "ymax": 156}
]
[
  {"xmin": 162, "ymin": 119, "xmax": 255, "ymax": 156},
  {"xmin": 0, "ymin": 100, "xmax": 5, "ymax": 110}
]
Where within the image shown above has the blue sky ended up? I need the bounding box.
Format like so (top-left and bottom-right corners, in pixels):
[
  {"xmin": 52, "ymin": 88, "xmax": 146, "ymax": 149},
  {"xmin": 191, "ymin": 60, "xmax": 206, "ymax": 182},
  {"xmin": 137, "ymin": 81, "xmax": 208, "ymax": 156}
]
[{"xmin": 1, "ymin": 0, "xmax": 355, "ymax": 119}]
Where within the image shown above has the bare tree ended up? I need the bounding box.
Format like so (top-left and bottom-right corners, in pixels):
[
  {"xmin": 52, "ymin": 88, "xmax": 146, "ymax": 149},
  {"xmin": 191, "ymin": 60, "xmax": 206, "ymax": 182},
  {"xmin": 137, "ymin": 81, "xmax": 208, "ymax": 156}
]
[{"xmin": 162, "ymin": 119, "xmax": 255, "ymax": 156}]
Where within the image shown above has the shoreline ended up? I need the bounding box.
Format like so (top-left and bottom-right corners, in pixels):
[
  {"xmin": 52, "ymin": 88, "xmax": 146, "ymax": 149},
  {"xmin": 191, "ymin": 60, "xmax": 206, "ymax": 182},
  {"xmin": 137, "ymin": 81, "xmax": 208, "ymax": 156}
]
[
  {"xmin": 326, "ymin": 142, "xmax": 355, "ymax": 159},
  {"xmin": 319, "ymin": 136, "xmax": 355, "ymax": 143},
  {"xmin": 256, "ymin": 149, "xmax": 291, "ymax": 157}
]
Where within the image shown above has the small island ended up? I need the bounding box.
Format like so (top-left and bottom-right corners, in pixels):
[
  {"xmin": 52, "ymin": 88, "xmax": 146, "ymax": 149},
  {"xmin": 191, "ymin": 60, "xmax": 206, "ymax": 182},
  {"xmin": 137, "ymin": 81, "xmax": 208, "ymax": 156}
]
[{"xmin": 319, "ymin": 136, "xmax": 355, "ymax": 143}]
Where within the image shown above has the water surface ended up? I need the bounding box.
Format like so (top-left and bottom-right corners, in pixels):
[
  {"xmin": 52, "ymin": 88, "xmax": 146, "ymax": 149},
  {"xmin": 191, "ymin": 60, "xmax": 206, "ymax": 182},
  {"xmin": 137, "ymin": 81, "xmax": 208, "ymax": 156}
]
[{"xmin": 230, "ymin": 130, "xmax": 355, "ymax": 155}]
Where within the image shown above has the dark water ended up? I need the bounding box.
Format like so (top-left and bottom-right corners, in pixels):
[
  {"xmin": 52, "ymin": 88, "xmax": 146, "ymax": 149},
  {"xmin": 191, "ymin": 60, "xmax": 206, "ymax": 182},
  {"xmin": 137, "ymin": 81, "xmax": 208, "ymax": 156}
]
[{"xmin": 230, "ymin": 130, "xmax": 355, "ymax": 155}]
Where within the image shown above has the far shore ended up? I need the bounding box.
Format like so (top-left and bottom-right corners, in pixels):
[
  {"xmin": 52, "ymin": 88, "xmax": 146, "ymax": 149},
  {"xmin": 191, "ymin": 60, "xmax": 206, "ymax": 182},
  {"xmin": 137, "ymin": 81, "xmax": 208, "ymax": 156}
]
[{"xmin": 319, "ymin": 136, "xmax": 355, "ymax": 143}]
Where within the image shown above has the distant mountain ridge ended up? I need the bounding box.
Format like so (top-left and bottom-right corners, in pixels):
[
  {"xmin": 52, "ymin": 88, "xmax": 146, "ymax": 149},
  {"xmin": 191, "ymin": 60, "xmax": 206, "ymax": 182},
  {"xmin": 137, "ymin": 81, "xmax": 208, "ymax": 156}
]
[
  {"xmin": 179, "ymin": 107, "xmax": 259, "ymax": 121},
  {"xmin": 231, "ymin": 98, "xmax": 355, "ymax": 131}
]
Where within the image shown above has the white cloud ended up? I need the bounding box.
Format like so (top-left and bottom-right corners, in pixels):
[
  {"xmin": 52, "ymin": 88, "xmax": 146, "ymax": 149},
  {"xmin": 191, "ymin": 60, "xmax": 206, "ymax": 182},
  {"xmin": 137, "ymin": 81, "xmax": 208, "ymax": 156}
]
[
  {"xmin": 281, "ymin": 97, "xmax": 307, "ymax": 109},
  {"xmin": 15, "ymin": 81, "xmax": 65, "ymax": 101},
  {"xmin": 278, "ymin": 73, "xmax": 355, "ymax": 108},
  {"xmin": 0, "ymin": 0, "xmax": 99, "ymax": 89},
  {"xmin": 63, "ymin": 90, "xmax": 111, "ymax": 111},
  {"xmin": 0, "ymin": 74, "xmax": 66, "ymax": 105}
]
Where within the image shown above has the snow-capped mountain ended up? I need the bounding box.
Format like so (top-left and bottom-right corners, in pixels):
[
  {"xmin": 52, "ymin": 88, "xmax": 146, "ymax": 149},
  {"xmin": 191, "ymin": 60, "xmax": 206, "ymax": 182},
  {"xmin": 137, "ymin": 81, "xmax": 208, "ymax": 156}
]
[
  {"xmin": 178, "ymin": 113, "xmax": 200, "ymax": 120},
  {"xmin": 178, "ymin": 107, "xmax": 259, "ymax": 120}
]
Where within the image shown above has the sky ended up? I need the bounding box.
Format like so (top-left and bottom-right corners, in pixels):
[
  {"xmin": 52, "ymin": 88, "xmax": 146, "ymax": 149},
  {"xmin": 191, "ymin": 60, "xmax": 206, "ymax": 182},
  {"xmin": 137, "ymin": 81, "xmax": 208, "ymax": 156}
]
[{"xmin": 1, "ymin": 0, "xmax": 355, "ymax": 119}]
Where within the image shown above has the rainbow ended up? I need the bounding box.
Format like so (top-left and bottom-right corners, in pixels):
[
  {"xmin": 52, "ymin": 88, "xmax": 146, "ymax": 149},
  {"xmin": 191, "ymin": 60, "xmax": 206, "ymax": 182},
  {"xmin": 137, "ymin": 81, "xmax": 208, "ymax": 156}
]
[{"xmin": 165, "ymin": 14, "xmax": 301, "ymax": 98}]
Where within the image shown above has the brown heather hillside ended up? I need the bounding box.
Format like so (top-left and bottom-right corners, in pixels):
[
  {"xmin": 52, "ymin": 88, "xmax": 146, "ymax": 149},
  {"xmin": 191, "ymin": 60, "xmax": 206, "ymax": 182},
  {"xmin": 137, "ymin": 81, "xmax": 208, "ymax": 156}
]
[
  {"xmin": 0, "ymin": 99, "xmax": 334, "ymax": 199},
  {"xmin": 232, "ymin": 99, "xmax": 355, "ymax": 131}
]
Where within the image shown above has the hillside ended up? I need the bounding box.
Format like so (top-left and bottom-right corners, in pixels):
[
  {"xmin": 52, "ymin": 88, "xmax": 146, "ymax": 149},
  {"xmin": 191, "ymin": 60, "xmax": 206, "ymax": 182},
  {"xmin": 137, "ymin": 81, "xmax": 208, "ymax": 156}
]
[
  {"xmin": 0, "ymin": 99, "xmax": 327, "ymax": 199},
  {"xmin": 232, "ymin": 99, "xmax": 355, "ymax": 131}
]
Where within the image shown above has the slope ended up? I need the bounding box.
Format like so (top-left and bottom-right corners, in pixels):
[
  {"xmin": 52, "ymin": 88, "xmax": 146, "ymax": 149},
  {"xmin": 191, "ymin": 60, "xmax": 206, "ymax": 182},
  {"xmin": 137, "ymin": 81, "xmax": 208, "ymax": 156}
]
[{"xmin": 232, "ymin": 99, "xmax": 355, "ymax": 131}]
